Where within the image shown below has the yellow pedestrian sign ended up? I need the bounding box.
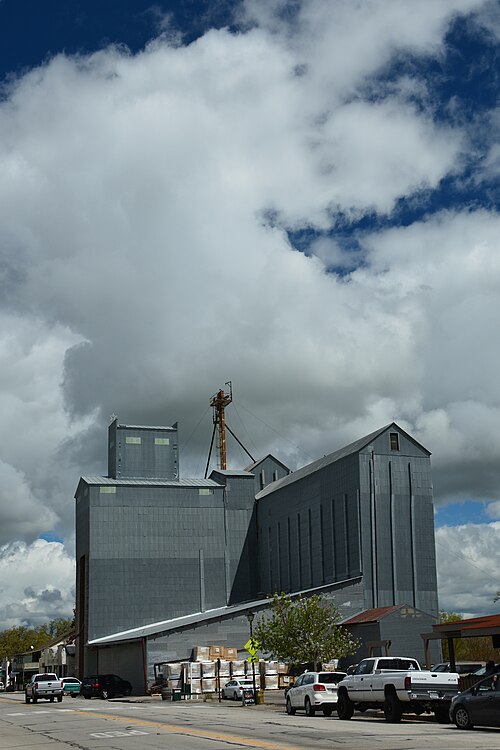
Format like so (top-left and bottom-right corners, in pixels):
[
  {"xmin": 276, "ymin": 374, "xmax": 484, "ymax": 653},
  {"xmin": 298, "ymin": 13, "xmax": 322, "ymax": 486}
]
[
  {"xmin": 244, "ymin": 637, "xmax": 259, "ymax": 656},
  {"xmin": 247, "ymin": 654, "xmax": 259, "ymax": 663}
]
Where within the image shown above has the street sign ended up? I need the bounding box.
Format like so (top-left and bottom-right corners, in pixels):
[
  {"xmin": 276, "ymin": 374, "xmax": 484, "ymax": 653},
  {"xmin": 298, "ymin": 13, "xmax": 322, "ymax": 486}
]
[
  {"xmin": 244, "ymin": 637, "xmax": 259, "ymax": 656},
  {"xmin": 247, "ymin": 654, "xmax": 259, "ymax": 663}
]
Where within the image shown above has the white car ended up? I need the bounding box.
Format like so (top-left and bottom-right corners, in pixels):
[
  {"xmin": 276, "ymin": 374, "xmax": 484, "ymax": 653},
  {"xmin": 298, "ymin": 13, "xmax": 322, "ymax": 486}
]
[
  {"xmin": 221, "ymin": 678, "xmax": 255, "ymax": 700},
  {"xmin": 286, "ymin": 671, "xmax": 347, "ymax": 717}
]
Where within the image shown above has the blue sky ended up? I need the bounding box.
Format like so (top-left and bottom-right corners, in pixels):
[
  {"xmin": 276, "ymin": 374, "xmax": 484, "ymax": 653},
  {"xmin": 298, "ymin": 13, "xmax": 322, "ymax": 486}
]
[{"xmin": 0, "ymin": 0, "xmax": 499, "ymax": 623}]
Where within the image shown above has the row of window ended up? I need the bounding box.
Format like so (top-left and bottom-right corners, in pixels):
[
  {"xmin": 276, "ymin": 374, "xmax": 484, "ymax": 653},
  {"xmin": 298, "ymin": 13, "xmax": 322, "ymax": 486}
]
[{"xmin": 124, "ymin": 436, "xmax": 170, "ymax": 445}]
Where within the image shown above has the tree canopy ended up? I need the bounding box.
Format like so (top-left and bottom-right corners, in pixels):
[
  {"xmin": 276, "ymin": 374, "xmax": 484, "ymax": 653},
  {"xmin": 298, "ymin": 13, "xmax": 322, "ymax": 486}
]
[
  {"xmin": 0, "ymin": 618, "xmax": 74, "ymax": 661},
  {"xmin": 439, "ymin": 610, "xmax": 497, "ymax": 662},
  {"xmin": 254, "ymin": 593, "xmax": 359, "ymax": 671}
]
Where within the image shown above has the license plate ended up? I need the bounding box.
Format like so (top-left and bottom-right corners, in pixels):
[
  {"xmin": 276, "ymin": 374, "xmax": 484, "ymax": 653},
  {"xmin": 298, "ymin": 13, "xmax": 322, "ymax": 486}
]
[{"xmin": 429, "ymin": 692, "xmax": 439, "ymax": 699}]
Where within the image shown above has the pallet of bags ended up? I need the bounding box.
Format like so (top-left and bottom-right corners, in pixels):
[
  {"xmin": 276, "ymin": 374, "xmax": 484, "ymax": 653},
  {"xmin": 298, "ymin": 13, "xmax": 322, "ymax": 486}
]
[
  {"xmin": 192, "ymin": 646, "xmax": 210, "ymax": 661},
  {"xmin": 202, "ymin": 678, "xmax": 216, "ymax": 693},
  {"xmin": 201, "ymin": 661, "xmax": 216, "ymax": 678},
  {"xmin": 231, "ymin": 660, "xmax": 245, "ymax": 676}
]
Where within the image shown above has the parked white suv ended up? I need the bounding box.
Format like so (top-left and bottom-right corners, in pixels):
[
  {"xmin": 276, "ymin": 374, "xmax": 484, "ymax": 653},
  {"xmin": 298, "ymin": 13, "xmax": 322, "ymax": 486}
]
[{"xmin": 286, "ymin": 671, "xmax": 347, "ymax": 716}]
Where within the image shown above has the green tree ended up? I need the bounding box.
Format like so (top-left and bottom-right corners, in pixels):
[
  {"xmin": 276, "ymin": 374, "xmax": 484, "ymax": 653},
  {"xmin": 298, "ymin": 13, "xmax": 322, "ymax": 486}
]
[
  {"xmin": 254, "ymin": 593, "xmax": 359, "ymax": 671},
  {"xmin": 0, "ymin": 618, "xmax": 74, "ymax": 661}
]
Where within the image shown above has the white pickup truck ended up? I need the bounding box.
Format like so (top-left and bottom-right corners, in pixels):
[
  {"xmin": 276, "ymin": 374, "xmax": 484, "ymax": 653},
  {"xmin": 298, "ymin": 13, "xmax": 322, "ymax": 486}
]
[
  {"xmin": 25, "ymin": 673, "xmax": 64, "ymax": 703},
  {"xmin": 337, "ymin": 657, "xmax": 460, "ymax": 723}
]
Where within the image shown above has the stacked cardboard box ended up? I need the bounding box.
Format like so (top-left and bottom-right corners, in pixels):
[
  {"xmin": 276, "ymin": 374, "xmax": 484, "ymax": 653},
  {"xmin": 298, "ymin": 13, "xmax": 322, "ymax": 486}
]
[
  {"xmin": 192, "ymin": 646, "xmax": 210, "ymax": 661},
  {"xmin": 278, "ymin": 674, "xmax": 292, "ymax": 689}
]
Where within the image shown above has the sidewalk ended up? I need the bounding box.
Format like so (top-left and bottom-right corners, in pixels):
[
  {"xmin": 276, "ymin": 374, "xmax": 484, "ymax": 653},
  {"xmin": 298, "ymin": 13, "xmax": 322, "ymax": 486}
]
[{"xmin": 121, "ymin": 690, "xmax": 286, "ymax": 709}]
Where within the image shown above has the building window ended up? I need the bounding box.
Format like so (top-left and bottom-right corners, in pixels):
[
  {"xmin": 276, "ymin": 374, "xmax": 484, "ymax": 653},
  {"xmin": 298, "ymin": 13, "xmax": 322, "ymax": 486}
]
[
  {"xmin": 99, "ymin": 486, "xmax": 116, "ymax": 494},
  {"xmin": 155, "ymin": 437, "xmax": 170, "ymax": 445},
  {"xmin": 125, "ymin": 436, "xmax": 141, "ymax": 445},
  {"xmin": 260, "ymin": 470, "xmax": 265, "ymax": 490},
  {"xmin": 199, "ymin": 488, "xmax": 213, "ymax": 495},
  {"xmin": 390, "ymin": 433, "xmax": 399, "ymax": 451}
]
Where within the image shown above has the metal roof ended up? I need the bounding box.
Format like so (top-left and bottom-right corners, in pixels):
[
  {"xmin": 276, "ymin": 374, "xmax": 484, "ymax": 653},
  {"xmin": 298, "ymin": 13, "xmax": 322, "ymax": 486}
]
[
  {"xmin": 115, "ymin": 424, "xmax": 177, "ymax": 431},
  {"xmin": 433, "ymin": 613, "xmax": 500, "ymax": 636},
  {"xmin": 342, "ymin": 606, "xmax": 401, "ymax": 625},
  {"xmin": 245, "ymin": 454, "xmax": 291, "ymax": 473},
  {"xmin": 79, "ymin": 476, "xmax": 222, "ymax": 488},
  {"xmin": 209, "ymin": 469, "xmax": 254, "ymax": 477},
  {"xmin": 88, "ymin": 575, "xmax": 362, "ymax": 645},
  {"xmin": 256, "ymin": 422, "xmax": 430, "ymax": 499}
]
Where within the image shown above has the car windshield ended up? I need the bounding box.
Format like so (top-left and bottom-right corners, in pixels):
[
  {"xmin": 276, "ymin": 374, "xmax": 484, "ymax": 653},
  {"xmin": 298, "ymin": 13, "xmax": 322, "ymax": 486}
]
[
  {"xmin": 35, "ymin": 674, "xmax": 57, "ymax": 681},
  {"xmin": 318, "ymin": 673, "xmax": 345, "ymax": 684}
]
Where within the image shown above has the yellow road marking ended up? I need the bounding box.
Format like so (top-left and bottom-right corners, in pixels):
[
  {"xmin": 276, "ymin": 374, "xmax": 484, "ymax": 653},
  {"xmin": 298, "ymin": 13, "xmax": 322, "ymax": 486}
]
[{"xmin": 72, "ymin": 708, "xmax": 301, "ymax": 750}]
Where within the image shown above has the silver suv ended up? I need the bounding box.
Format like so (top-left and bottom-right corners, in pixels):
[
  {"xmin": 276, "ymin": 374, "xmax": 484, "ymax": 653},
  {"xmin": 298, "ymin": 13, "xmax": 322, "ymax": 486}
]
[{"xmin": 286, "ymin": 671, "xmax": 347, "ymax": 716}]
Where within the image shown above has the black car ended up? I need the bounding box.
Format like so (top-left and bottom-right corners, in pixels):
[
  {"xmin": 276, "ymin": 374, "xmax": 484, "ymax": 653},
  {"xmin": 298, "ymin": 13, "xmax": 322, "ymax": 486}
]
[
  {"xmin": 450, "ymin": 674, "xmax": 500, "ymax": 729},
  {"xmin": 81, "ymin": 674, "xmax": 132, "ymax": 700}
]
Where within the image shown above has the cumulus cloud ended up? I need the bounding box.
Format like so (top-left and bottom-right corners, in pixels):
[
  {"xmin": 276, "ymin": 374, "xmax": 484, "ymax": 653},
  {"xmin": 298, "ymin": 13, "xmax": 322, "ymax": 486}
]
[
  {"xmin": 0, "ymin": 0, "xmax": 497, "ymax": 623},
  {"xmin": 0, "ymin": 540, "xmax": 74, "ymax": 628},
  {"xmin": 436, "ymin": 524, "xmax": 500, "ymax": 616}
]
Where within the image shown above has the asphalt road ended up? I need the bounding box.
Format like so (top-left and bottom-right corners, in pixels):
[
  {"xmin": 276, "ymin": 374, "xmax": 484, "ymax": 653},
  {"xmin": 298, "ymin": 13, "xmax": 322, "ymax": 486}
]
[{"xmin": 1, "ymin": 691, "xmax": 500, "ymax": 749}]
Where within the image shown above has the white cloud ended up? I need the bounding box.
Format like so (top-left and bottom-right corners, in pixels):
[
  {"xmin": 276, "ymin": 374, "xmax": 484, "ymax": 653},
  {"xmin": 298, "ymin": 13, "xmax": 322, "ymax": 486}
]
[
  {"xmin": 436, "ymin": 524, "xmax": 500, "ymax": 616},
  {"xmin": 486, "ymin": 502, "xmax": 500, "ymax": 520},
  {"xmin": 0, "ymin": 0, "xmax": 497, "ymax": 625},
  {"xmin": 0, "ymin": 540, "xmax": 75, "ymax": 628}
]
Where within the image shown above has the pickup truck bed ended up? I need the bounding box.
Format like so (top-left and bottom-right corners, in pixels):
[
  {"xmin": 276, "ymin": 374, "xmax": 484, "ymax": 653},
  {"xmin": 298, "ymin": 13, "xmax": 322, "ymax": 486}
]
[
  {"xmin": 25, "ymin": 673, "xmax": 64, "ymax": 704},
  {"xmin": 337, "ymin": 657, "xmax": 460, "ymax": 723}
]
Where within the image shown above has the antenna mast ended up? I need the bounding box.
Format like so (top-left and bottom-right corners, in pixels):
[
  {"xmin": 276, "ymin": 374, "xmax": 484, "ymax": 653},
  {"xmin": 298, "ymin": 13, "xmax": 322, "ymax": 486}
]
[{"xmin": 210, "ymin": 381, "xmax": 233, "ymax": 470}]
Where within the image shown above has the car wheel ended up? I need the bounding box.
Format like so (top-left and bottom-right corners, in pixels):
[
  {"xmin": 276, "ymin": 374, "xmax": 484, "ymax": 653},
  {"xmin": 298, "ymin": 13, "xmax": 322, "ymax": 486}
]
[
  {"xmin": 322, "ymin": 707, "xmax": 333, "ymax": 716},
  {"xmin": 384, "ymin": 693, "xmax": 402, "ymax": 723},
  {"xmin": 286, "ymin": 698, "xmax": 296, "ymax": 715},
  {"xmin": 124, "ymin": 686, "xmax": 131, "ymax": 696},
  {"xmin": 233, "ymin": 691, "xmax": 238, "ymax": 700},
  {"xmin": 305, "ymin": 697, "xmax": 316, "ymax": 717},
  {"xmin": 50, "ymin": 697, "xmax": 54, "ymax": 702},
  {"xmin": 337, "ymin": 691, "xmax": 354, "ymax": 720},
  {"xmin": 57, "ymin": 696, "xmax": 63, "ymax": 702},
  {"xmin": 101, "ymin": 689, "xmax": 109, "ymax": 699},
  {"xmin": 454, "ymin": 705, "xmax": 473, "ymax": 730},
  {"xmin": 25, "ymin": 693, "xmax": 30, "ymax": 704},
  {"xmin": 84, "ymin": 695, "xmax": 92, "ymax": 700}
]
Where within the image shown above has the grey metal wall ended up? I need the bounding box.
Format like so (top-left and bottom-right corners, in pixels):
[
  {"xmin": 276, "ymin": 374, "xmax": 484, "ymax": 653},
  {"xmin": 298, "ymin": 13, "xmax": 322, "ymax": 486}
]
[
  {"xmin": 379, "ymin": 608, "xmax": 440, "ymax": 664},
  {"xmin": 209, "ymin": 471, "xmax": 258, "ymax": 603},
  {"xmin": 358, "ymin": 429, "xmax": 438, "ymax": 617},
  {"xmin": 145, "ymin": 579, "xmax": 365, "ymax": 687},
  {"xmin": 108, "ymin": 421, "xmax": 179, "ymax": 480},
  {"xmin": 93, "ymin": 641, "xmax": 145, "ymax": 695},
  {"xmin": 83, "ymin": 477, "xmax": 258, "ymax": 641},
  {"xmin": 250, "ymin": 456, "xmax": 290, "ymax": 496},
  {"xmin": 257, "ymin": 453, "xmax": 362, "ymax": 595},
  {"xmin": 86, "ymin": 484, "xmax": 227, "ymax": 639}
]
